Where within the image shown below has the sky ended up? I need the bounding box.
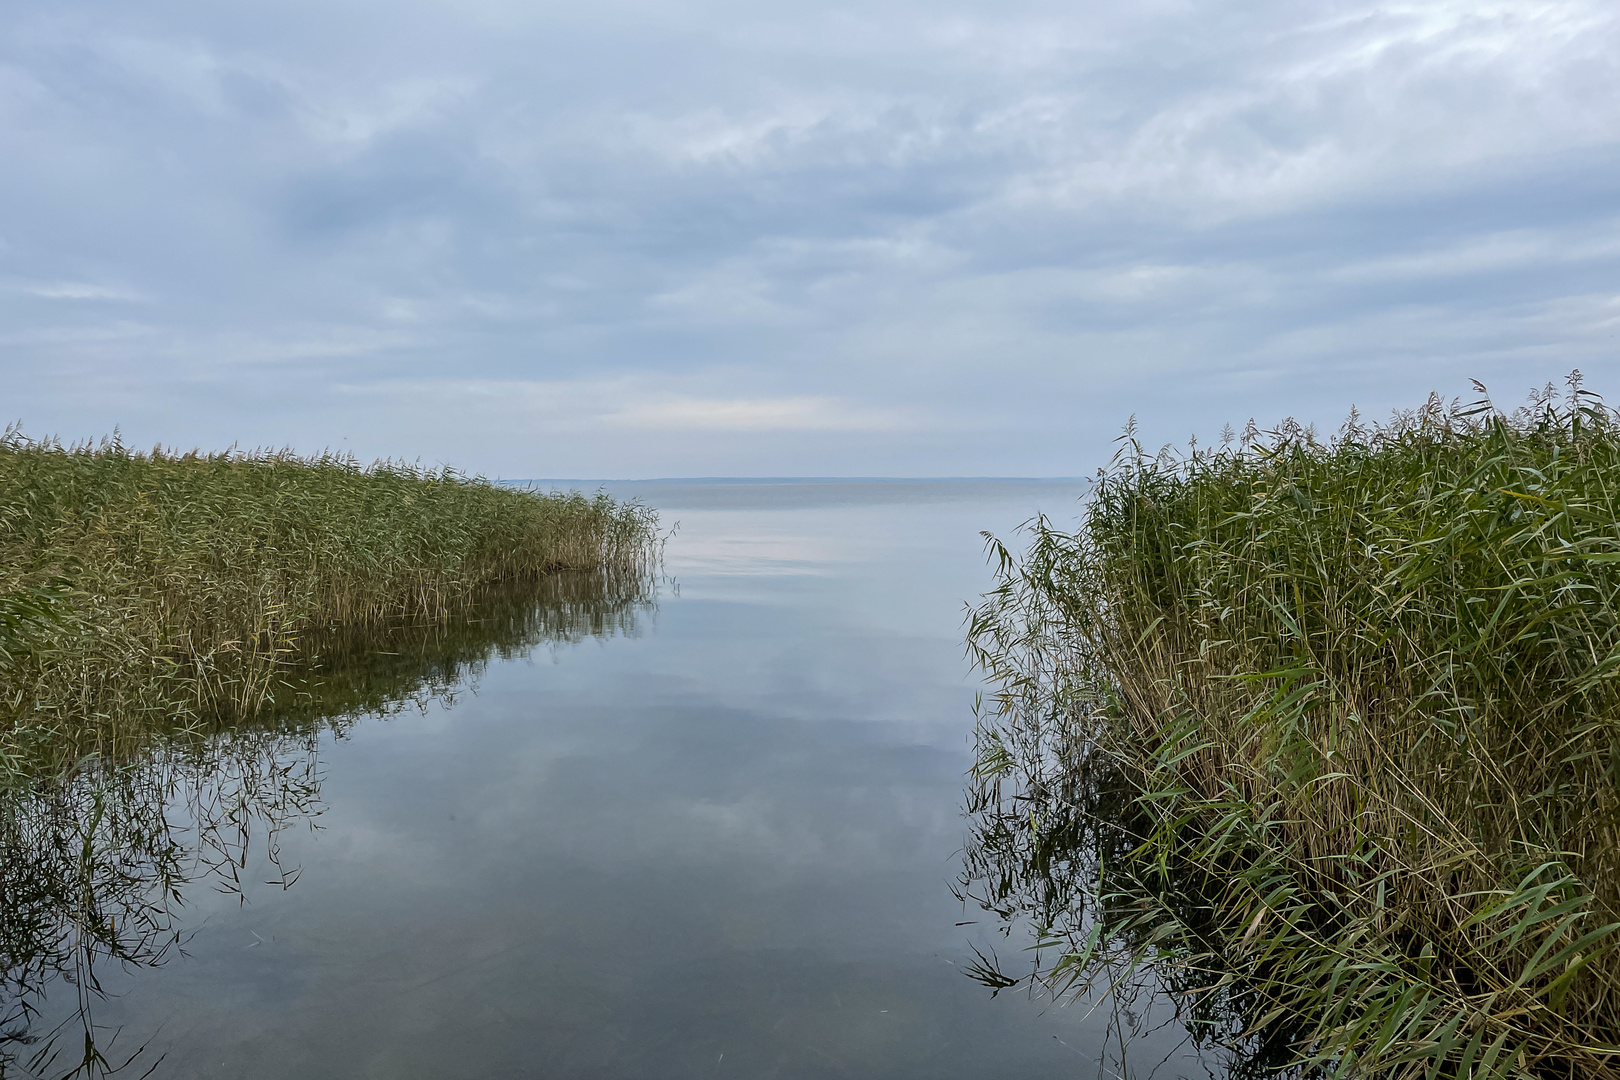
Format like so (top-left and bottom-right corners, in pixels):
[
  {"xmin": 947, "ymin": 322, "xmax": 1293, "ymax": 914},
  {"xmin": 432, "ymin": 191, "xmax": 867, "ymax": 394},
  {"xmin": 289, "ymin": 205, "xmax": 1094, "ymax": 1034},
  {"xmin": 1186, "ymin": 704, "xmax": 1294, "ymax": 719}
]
[{"xmin": 2, "ymin": 0, "xmax": 1618, "ymax": 478}]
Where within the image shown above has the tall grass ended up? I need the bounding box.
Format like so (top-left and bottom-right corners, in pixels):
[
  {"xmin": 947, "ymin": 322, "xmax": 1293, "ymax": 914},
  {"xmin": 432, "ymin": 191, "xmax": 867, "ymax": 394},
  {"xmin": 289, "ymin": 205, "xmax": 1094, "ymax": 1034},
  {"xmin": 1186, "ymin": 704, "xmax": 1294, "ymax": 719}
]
[
  {"xmin": 0, "ymin": 427, "xmax": 657, "ymax": 780},
  {"xmin": 964, "ymin": 376, "xmax": 1620, "ymax": 1078},
  {"xmin": 2, "ymin": 568, "xmax": 654, "ymax": 1079}
]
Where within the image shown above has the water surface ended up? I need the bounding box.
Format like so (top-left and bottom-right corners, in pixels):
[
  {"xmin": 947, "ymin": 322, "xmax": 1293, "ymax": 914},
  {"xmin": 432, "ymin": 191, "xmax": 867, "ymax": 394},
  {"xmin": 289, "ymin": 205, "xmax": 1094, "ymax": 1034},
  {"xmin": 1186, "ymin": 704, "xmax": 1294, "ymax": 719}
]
[{"xmin": 4, "ymin": 480, "xmax": 1211, "ymax": 1078}]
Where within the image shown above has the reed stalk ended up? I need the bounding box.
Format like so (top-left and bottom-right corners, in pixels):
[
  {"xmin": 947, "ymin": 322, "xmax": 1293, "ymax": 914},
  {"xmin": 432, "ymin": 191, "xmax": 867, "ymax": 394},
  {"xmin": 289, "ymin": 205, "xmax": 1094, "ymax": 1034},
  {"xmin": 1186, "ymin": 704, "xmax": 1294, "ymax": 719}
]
[
  {"xmin": 963, "ymin": 375, "xmax": 1620, "ymax": 1078},
  {"xmin": 0, "ymin": 427, "xmax": 657, "ymax": 781},
  {"xmin": 1, "ymin": 567, "xmax": 654, "ymax": 1078}
]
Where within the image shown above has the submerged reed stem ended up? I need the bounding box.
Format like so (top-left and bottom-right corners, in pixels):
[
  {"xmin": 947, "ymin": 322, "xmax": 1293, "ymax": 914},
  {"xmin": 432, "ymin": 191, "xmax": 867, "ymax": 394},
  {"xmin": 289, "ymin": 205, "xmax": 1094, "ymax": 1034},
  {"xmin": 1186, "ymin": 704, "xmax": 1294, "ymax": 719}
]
[
  {"xmin": 0, "ymin": 428, "xmax": 658, "ymax": 779},
  {"xmin": 962, "ymin": 376, "xmax": 1620, "ymax": 1078}
]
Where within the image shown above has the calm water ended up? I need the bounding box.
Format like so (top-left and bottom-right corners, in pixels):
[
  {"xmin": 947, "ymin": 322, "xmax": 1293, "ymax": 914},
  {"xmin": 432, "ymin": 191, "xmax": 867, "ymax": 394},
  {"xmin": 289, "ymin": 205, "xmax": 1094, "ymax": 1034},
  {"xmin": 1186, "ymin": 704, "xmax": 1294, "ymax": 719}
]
[{"xmin": 4, "ymin": 480, "xmax": 1211, "ymax": 1079}]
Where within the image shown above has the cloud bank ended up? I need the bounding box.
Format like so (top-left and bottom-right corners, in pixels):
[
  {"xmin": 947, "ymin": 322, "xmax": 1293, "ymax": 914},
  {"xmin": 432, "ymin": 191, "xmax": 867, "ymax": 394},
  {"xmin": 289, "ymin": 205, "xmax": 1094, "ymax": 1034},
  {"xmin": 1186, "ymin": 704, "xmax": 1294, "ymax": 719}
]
[{"xmin": 2, "ymin": 0, "xmax": 1617, "ymax": 475}]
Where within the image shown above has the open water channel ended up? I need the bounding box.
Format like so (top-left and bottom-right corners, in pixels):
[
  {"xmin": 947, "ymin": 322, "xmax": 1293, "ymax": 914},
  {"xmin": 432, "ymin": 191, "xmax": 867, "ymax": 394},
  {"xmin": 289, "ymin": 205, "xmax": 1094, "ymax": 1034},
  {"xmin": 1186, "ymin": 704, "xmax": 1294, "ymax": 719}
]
[{"xmin": 3, "ymin": 480, "xmax": 1214, "ymax": 1079}]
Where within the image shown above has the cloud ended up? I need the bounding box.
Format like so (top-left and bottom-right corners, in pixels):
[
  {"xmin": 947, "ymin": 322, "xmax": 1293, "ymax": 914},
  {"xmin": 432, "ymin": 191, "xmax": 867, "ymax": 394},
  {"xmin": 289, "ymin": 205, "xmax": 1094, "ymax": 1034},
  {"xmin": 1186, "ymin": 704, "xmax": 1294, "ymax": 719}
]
[
  {"xmin": 1329, "ymin": 221, "xmax": 1620, "ymax": 284},
  {"xmin": 299, "ymin": 77, "xmax": 479, "ymax": 147},
  {"xmin": 1, "ymin": 0, "xmax": 1617, "ymax": 475},
  {"xmin": 20, "ymin": 281, "xmax": 144, "ymax": 301},
  {"xmin": 344, "ymin": 378, "xmax": 919, "ymax": 434},
  {"xmin": 611, "ymin": 395, "xmax": 913, "ymax": 432}
]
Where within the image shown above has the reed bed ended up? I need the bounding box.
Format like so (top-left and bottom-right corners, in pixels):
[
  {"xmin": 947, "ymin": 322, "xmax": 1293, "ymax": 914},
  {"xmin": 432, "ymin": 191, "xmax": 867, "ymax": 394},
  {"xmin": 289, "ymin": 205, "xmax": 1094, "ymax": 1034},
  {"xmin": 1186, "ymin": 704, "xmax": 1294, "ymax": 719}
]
[
  {"xmin": 0, "ymin": 427, "xmax": 657, "ymax": 780},
  {"xmin": 964, "ymin": 376, "xmax": 1620, "ymax": 1078},
  {"xmin": 2, "ymin": 568, "xmax": 654, "ymax": 1078}
]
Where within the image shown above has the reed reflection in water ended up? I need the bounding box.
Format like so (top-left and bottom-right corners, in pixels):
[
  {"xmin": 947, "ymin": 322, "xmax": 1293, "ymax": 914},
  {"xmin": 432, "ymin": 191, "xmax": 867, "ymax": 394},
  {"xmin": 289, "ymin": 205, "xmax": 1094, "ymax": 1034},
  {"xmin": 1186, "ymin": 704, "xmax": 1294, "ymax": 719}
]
[
  {"xmin": 2, "ymin": 480, "xmax": 1203, "ymax": 1079},
  {"xmin": 0, "ymin": 570, "xmax": 653, "ymax": 1079},
  {"xmin": 956, "ymin": 691, "xmax": 1303, "ymax": 1080}
]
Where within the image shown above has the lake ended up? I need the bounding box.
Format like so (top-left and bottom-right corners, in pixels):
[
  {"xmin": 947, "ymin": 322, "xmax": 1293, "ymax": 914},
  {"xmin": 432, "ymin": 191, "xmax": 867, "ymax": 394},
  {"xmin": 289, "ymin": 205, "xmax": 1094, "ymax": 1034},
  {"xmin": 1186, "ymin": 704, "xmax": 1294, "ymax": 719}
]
[{"xmin": 3, "ymin": 480, "xmax": 1210, "ymax": 1079}]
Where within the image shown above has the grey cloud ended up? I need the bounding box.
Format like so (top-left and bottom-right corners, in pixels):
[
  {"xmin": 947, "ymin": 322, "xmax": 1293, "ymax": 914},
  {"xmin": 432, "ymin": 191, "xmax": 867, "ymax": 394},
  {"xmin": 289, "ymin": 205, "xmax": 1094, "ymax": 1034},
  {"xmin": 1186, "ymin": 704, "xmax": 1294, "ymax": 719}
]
[{"xmin": 2, "ymin": 0, "xmax": 1617, "ymax": 475}]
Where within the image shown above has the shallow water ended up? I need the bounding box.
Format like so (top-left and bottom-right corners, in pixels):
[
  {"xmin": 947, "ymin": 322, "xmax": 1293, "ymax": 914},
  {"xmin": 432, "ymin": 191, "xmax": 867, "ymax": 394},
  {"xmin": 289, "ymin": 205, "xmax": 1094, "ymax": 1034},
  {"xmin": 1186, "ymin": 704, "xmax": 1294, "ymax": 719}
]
[{"xmin": 3, "ymin": 480, "xmax": 1212, "ymax": 1079}]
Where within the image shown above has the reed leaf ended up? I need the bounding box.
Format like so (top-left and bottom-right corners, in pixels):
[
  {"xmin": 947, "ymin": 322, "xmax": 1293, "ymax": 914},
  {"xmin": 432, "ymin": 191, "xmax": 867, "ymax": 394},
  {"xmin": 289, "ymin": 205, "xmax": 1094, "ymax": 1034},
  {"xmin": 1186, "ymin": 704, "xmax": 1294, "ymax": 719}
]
[
  {"xmin": 960, "ymin": 375, "xmax": 1620, "ymax": 1078},
  {"xmin": 0, "ymin": 426, "xmax": 658, "ymax": 782}
]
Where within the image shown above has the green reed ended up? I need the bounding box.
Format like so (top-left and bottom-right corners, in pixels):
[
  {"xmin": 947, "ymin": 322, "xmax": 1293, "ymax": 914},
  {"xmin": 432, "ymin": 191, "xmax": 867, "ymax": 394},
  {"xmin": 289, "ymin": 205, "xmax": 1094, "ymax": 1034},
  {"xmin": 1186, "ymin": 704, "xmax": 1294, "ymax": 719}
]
[
  {"xmin": 964, "ymin": 376, "xmax": 1620, "ymax": 1078},
  {"xmin": 0, "ymin": 427, "xmax": 657, "ymax": 780},
  {"xmin": 2, "ymin": 568, "xmax": 654, "ymax": 1079}
]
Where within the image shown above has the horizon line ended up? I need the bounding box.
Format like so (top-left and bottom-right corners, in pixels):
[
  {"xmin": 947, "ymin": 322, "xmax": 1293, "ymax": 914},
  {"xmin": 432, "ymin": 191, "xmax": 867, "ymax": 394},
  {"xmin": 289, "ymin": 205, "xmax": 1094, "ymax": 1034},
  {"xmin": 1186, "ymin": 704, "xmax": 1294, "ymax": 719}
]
[{"xmin": 497, "ymin": 475, "xmax": 1093, "ymax": 484}]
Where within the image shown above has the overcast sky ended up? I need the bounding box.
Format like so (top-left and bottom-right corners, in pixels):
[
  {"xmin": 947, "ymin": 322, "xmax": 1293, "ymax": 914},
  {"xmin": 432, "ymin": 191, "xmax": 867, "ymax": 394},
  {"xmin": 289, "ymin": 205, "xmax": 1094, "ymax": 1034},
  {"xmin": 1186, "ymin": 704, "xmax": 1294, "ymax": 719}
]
[{"xmin": 3, "ymin": 1, "xmax": 1617, "ymax": 477}]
